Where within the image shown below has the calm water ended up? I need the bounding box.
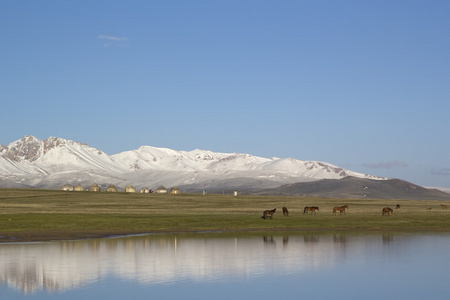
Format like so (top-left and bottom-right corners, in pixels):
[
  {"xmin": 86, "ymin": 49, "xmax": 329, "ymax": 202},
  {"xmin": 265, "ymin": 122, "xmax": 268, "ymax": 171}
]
[{"xmin": 1, "ymin": 232, "xmax": 450, "ymax": 300}]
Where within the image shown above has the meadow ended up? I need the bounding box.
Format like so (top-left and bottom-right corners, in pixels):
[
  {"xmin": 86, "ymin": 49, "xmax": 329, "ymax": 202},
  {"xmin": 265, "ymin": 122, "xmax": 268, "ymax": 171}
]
[{"xmin": 0, "ymin": 188, "xmax": 449, "ymax": 242}]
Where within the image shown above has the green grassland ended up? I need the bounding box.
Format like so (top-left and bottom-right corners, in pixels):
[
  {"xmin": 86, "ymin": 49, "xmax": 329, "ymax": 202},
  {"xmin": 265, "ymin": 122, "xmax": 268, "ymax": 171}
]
[{"xmin": 1, "ymin": 188, "xmax": 449, "ymax": 242}]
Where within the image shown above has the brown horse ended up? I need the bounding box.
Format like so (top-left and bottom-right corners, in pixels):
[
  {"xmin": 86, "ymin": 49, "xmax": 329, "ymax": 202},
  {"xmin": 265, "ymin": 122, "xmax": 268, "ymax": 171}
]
[
  {"xmin": 333, "ymin": 205, "xmax": 348, "ymax": 215},
  {"xmin": 262, "ymin": 208, "xmax": 276, "ymax": 219},
  {"xmin": 382, "ymin": 207, "xmax": 393, "ymax": 216},
  {"xmin": 396, "ymin": 204, "xmax": 401, "ymax": 209},
  {"xmin": 441, "ymin": 204, "xmax": 448, "ymax": 210},
  {"xmin": 282, "ymin": 207, "xmax": 289, "ymax": 216},
  {"xmin": 303, "ymin": 206, "xmax": 319, "ymax": 215}
]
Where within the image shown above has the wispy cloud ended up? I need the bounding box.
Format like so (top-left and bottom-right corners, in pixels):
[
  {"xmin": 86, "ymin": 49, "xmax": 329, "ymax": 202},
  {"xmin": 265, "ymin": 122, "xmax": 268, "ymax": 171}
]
[
  {"xmin": 98, "ymin": 35, "xmax": 129, "ymax": 42},
  {"xmin": 432, "ymin": 168, "xmax": 450, "ymax": 176},
  {"xmin": 363, "ymin": 161, "xmax": 408, "ymax": 169},
  {"xmin": 97, "ymin": 35, "xmax": 129, "ymax": 47}
]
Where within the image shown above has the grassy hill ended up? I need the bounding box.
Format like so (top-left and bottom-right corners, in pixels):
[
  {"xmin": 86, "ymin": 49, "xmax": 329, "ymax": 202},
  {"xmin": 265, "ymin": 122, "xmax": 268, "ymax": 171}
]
[{"xmin": 255, "ymin": 177, "xmax": 450, "ymax": 200}]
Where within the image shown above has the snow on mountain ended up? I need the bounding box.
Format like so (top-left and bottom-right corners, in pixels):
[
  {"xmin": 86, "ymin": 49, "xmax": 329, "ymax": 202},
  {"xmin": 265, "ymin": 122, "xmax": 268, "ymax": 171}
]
[
  {"xmin": 35, "ymin": 139, "xmax": 126, "ymax": 174},
  {"xmin": 0, "ymin": 155, "xmax": 39, "ymax": 175},
  {"xmin": 0, "ymin": 135, "xmax": 386, "ymax": 190},
  {"xmin": 2, "ymin": 135, "xmax": 127, "ymax": 174},
  {"xmin": 257, "ymin": 158, "xmax": 381, "ymax": 179},
  {"xmin": 207, "ymin": 153, "xmax": 273, "ymax": 172},
  {"xmin": 112, "ymin": 146, "xmax": 221, "ymax": 172}
]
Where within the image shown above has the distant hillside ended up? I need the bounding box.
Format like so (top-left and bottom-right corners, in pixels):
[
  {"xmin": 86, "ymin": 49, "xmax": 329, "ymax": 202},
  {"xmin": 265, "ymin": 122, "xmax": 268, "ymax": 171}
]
[{"xmin": 253, "ymin": 177, "xmax": 450, "ymax": 200}]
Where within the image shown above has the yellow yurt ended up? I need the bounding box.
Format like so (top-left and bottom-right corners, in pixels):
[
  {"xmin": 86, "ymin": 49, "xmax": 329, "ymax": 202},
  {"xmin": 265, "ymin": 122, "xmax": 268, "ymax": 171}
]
[
  {"xmin": 74, "ymin": 184, "xmax": 85, "ymax": 191},
  {"xmin": 61, "ymin": 184, "xmax": 74, "ymax": 191},
  {"xmin": 155, "ymin": 185, "xmax": 167, "ymax": 193},
  {"xmin": 123, "ymin": 184, "xmax": 136, "ymax": 193},
  {"xmin": 169, "ymin": 186, "xmax": 180, "ymax": 194},
  {"xmin": 106, "ymin": 184, "xmax": 118, "ymax": 192},
  {"xmin": 88, "ymin": 183, "xmax": 101, "ymax": 192},
  {"xmin": 140, "ymin": 187, "xmax": 150, "ymax": 193}
]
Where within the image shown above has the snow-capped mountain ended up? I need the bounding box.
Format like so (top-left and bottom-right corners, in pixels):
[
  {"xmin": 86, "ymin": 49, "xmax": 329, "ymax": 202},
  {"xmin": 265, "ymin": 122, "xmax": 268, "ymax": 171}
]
[{"xmin": 0, "ymin": 135, "xmax": 385, "ymax": 191}]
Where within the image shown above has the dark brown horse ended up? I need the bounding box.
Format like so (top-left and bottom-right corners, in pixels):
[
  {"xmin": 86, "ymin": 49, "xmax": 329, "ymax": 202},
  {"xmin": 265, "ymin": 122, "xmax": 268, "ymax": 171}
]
[
  {"xmin": 396, "ymin": 204, "xmax": 401, "ymax": 209},
  {"xmin": 382, "ymin": 207, "xmax": 393, "ymax": 216},
  {"xmin": 441, "ymin": 204, "xmax": 447, "ymax": 210},
  {"xmin": 262, "ymin": 208, "xmax": 276, "ymax": 219},
  {"xmin": 282, "ymin": 207, "xmax": 289, "ymax": 216},
  {"xmin": 303, "ymin": 206, "xmax": 319, "ymax": 215},
  {"xmin": 333, "ymin": 205, "xmax": 348, "ymax": 215}
]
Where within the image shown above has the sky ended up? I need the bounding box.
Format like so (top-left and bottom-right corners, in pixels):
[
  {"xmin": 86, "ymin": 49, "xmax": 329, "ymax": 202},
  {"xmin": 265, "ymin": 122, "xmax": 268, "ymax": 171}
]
[{"xmin": 1, "ymin": 1, "xmax": 449, "ymax": 188}]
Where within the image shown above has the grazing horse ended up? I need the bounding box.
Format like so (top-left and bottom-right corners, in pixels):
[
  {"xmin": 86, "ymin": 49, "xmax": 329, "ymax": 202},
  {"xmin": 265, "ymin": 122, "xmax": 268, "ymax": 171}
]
[
  {"xmin": 396, "ymin": 204, "xmax": 401, "ymax": 209},
  {"xmin": 333, "ymin": 205, "xmax": 348, "ymax": 215},
  {"xmin": 441, "ymin": 204, "xmax": 448, "ymax": 210},
  {"xmin": 282, "ymin": 206, "xmax": 289, "ymax": 216},
  {"xmin": 382, "ymin": 207, "xmax": 394, "ymax": 216},
  {"xmin": 303, "ymin": 206, "xmax": 319, "ymax": 215},
  {"xmin": 262, "ymin": 208, "xmax": 276, "ymax": 219}
]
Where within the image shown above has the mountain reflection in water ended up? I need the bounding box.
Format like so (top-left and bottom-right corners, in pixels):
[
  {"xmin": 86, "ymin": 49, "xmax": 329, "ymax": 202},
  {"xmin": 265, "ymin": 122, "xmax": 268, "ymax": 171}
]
[{"xmin": 0, "ymin": 232, "xmax": 449, "ymax": 296}]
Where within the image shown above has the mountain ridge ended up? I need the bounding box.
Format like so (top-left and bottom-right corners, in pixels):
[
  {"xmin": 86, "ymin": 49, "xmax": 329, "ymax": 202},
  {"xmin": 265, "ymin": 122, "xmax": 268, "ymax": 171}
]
[{"xmin": 2, "ymin": 135, "xmax": 447, "ymax": 200}]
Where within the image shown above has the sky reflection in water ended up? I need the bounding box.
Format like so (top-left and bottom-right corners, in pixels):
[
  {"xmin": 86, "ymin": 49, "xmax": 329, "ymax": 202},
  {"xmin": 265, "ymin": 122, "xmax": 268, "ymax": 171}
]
[{"xmin": 1, "ymin": 232, "xmax": 450, "ymax": 300}]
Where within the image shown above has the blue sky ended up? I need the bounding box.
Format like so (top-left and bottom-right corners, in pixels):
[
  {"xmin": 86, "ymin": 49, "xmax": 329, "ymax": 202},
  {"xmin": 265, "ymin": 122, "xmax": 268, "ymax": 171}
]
[{"xmin": 1, "ymin": 1, "xmax": 449, "ymax": 188}]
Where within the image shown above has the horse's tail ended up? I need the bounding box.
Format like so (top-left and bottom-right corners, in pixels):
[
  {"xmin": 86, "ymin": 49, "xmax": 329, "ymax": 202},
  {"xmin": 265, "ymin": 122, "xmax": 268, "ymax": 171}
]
[{"xmin": 303, "ymin": 207, "xmax": 307, "ymax": 215}]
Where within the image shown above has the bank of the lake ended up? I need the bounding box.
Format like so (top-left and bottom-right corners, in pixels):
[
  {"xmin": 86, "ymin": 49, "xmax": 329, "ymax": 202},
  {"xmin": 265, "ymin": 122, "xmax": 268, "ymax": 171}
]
[{"xmin": 1, "ymin": 188, "xmax": 450, "ymax": 242}]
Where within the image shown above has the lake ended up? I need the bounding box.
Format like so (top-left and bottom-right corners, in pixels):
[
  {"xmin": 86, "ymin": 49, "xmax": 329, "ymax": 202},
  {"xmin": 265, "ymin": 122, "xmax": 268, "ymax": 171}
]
[{"xmin": 1, "ymin": 231, "xmax": 450, "ymax": 299}]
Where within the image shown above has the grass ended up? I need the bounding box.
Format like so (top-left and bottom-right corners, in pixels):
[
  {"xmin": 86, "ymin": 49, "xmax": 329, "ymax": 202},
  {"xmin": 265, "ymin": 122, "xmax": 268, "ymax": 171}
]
[{"xmin": 1, "ymin": 188, "xmax": 450, "ymax": 242}]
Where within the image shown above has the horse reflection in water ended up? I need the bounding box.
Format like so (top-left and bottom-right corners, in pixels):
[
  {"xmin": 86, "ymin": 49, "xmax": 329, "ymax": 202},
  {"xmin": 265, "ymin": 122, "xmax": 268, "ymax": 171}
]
[
  {"xmin": 333, "ymin": 233, "xmax": 348, "ymax": 244},
  {"xmin": 382, "ymin": 207, "xmax": 393, "ymax": 216},
  {"xmin": 262, "ymin": 208, "xmax": 276, "ymax": 219},
  {"xmin": 304, "ymin": 235, "xmax": 319, "ymax": 243},
  {"xmin": 383, "ymin": 233, "xmax": 393, "ymax": 243},
  {"xmin": 333, "ymin": 205, "xmax": 348, "ymax": 215},
  {"xmin": 303, "ymin": 206, "xmax": 319, "ymax": 215},
  {"xmin": 263, "ymin": 236, "xmax": 275, "ymax": 245}
]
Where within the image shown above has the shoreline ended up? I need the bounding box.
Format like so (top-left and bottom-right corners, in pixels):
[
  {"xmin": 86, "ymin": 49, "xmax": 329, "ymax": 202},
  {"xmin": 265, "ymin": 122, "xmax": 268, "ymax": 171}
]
[{"xmin": 3, "ymin": 227, "xmax": 450, "ymax": 244}]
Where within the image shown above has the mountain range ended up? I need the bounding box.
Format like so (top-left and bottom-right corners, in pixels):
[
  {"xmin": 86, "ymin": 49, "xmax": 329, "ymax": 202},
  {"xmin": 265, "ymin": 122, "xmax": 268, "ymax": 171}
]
[{"xmin": 1, "ymin": 136, "xmax": 449, "ymax": 200}]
